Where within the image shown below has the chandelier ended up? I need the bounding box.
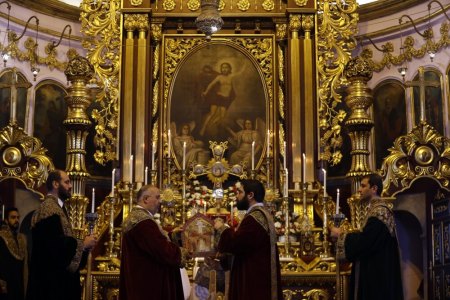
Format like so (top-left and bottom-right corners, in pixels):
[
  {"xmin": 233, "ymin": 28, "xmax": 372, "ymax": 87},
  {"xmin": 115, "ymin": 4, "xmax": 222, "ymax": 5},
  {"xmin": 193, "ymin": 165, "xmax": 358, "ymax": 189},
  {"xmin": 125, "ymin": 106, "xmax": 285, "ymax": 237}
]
[{"xmin": 195, "ymin": 0, "xmax": 223, "ymax": 40}]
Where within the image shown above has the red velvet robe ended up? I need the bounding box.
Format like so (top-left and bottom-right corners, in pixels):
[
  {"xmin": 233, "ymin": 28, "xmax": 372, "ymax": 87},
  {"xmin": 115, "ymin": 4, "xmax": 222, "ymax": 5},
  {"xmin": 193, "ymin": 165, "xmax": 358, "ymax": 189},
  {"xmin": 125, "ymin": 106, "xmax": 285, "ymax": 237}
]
[
  {"xmin": 218, "ymin": 206, "xmax": 282, "ymax": 300},
  {"xmin": 119, "ymin": 207, "xmax": 184, "ymax": 300}
]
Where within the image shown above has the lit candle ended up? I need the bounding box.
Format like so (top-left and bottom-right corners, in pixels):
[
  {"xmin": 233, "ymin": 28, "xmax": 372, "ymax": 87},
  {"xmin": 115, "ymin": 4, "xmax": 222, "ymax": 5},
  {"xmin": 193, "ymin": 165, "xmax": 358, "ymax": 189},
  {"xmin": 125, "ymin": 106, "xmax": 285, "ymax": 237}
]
[
  {"xmin": 302, "ymin": 153, "xmax": 306, "ymax": 183},
  {"xmin": 129, "ymin": 155, "xmax": 134, "ymax": 183},
  {"xmin": 91, "ymin": 188, "xmax": 95, "ymax": 213},
  {"xmin": 168, "ymin": 130, "xmax": 172, "ymax": 155},
  {"xmin": 267, "ymin": 130, "xmax": 270, "ymax": 155},
  {"xmin": 322, "ymin": 168, "xmax": 327, "ymax": 198},
  {"xmin": 144, "ymin": 166, "xmax": 148, "ymax": 185},
  {"xmin": 251, "ymin": 141, "xmax": 255, "ymax": 170},
  {"xmin": 111, "ymin": 168, "xmax": 116, "ymax": 197},
  {"xmin": 336, "ymin": 189, "xmax": 340, "ymax": 214},
  {"xmin": 151, "ymin": 141, "xmax": 156, "ymax": 170},
  {"xmin": 182, "ymin": 141, "xmax": 186, "ymax": 170}
]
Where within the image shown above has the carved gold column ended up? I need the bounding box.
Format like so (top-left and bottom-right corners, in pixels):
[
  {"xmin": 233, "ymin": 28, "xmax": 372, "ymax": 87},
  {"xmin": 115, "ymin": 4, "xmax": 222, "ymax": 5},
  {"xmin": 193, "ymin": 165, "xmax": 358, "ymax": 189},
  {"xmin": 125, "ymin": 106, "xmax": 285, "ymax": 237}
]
[
  {"xmin": 288, "ymin": 14, "xmax": 302, "ymax": 185},
  {"xmin": 134, "ymin": 15, "xmax": 150, "ymax": 186},
  {"xmin": 301, "ymin": 14, "xmax": 315, "ymax": 183},
  {"xmin": 122, "ymin": 14, "xmax": 136, "ymax": 183},
  {"xmin": 63, "ymin": 55, "xmax": 95, "ymax": 238},
  {"xmin": 344, "ymin": 56, "xmax": 374, "ymax": 193}
]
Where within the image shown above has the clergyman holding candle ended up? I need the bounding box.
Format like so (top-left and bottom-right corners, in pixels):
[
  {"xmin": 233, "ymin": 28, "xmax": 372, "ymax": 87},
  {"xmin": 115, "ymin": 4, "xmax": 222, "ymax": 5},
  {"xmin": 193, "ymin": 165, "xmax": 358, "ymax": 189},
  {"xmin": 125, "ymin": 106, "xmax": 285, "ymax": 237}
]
[{"xmin": 329, "ymin": 174, "xmax": 403, "ymax": 300}]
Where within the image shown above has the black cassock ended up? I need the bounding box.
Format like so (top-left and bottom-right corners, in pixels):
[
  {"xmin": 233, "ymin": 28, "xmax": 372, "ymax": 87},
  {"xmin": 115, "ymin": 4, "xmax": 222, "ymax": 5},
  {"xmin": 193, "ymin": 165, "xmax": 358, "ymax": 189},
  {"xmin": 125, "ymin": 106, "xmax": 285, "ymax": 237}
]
[{"xmin": 343, "ymin": 202, "xmax": 403, "ymax": 300}]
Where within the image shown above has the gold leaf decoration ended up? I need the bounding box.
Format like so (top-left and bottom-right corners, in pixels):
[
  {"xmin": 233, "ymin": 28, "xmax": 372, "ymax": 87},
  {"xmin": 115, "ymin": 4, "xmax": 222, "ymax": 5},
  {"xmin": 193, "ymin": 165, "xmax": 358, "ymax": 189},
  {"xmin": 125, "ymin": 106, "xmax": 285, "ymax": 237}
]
[
  {"xmin": 236, "ymin": 0, "xmax": 250, "ymax": 11},
  {"xmin": 187, "ymin": 0, "xmax": 200, "ymax": 11},
  {"xmin": 162, "ymin": 0, "xmax": 176, "ymax": 11},
  {"xmin": 262, "ymin": 0, "xmax": 274, "ymax": 11}
]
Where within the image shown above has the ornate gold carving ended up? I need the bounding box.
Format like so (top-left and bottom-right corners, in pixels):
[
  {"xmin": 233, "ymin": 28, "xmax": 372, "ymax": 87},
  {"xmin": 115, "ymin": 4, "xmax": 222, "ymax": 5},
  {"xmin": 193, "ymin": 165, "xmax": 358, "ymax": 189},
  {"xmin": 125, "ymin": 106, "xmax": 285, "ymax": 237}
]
[
  {"xmin": 162, "ymin": 0, "xmax": 176, "ymax": 11},
  {"xmin": 275, "ymin": 24, "xmax": 287, "ymax": 41},
  {"xmin": 317, "ymin": 0, "xmax": 358, "ymax": 165},
  {"xmin": 361, "ymin": 22, "xmax": 450, "ymax": 73},
  {"xmin": 130, "ymin": 0, "xmax": 143, "ymax": 6},
  {"xmin": 236, "ymin": 0, "xmax": 250, "ymax": 11},
  {"xmin": 80, "ymin": 0, "xmax": 121, "ymax": 165},
  {"xmin": 218, "ymin": 0, "xmax": 225, "ymax": 10},
  {"xmin": 294, "ymin": 0, "xmax": 308, "ymax": 7},
  {"xmin": 187, "ymin": 0, "xmax": 201, "ymax": 10},
  {"xmin": 381, "ymin": 121, "xmax": 450, "ymax": 197},
  {"xmin": 0, "ymin": 122, "xmax": 53, "ymax": 189},
  {"xmin": 289, "ymin": 15, "xmax": 301, "ymax": 32},
  {"xmin": 343, "ymin": 56, "xmax": 374, "ymax": 178},
  {"xmin": 262, "ymin": 0, "xmax": 274, "ymax": 11},
  {"xmin": 301, "ymin": 15, "xmax": 314, "ymax": 32}
]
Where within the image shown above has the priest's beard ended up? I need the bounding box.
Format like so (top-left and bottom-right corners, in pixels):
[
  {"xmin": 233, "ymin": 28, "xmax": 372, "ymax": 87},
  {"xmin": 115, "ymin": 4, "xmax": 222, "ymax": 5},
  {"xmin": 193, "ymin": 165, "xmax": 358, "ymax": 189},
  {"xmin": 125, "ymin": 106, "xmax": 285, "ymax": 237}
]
[
  {"xmin": 236, "ymin": 196, "xmax": 249, "ymax": 210},
  {"xmin": 58, "ymin": 185, "xmax": 72, "ymax": 201}
]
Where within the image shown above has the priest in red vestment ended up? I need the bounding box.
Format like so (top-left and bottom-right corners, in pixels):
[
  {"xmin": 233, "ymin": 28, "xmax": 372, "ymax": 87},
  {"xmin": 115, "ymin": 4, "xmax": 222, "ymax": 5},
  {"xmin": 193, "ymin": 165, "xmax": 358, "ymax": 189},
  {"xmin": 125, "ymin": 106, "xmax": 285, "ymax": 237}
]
[
  {"xmin": 330, "ymin": 174, "xmax": 404, "ymax": 300},
  {"xmin": 120, "ymin": 185, "xmax": 188, "ymax": 300},
  {"xmin": 215, "ymin": 179, "xmax": 282, "ymax": 300}
]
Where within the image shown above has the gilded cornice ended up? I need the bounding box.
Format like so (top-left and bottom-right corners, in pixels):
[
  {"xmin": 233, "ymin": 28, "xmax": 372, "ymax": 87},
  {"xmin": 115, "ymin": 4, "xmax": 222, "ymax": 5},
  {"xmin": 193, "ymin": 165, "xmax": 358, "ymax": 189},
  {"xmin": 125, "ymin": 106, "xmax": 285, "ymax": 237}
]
[
  {"xmin": 9, "ymin": 0, "xmax": 80, "ymax": 22},
  {"xmin": 358, "ymin": 0, "xmax": 427, "ymax": 22}
]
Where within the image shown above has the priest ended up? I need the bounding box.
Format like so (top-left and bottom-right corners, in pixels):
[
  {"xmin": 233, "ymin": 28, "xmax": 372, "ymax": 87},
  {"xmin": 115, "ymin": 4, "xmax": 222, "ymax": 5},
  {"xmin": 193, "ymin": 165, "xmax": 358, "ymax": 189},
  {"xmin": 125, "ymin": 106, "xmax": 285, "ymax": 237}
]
[
  {"xmin": 0, "ymin": 207, "xmax": 27, "ymax": 300},
  {"xmin": 214, "ymin": 179, "xmax": 282, "ymax": 300},
  {"xmin": 120, "ymin": 185, "xmax": 188, "ymax": 300}
]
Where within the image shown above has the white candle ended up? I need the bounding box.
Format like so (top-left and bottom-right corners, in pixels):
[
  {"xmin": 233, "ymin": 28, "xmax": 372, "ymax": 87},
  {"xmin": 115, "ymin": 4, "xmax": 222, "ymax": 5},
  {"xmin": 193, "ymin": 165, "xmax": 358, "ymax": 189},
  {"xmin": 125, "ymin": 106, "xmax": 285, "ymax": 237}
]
[
  {"xmin": 284, "ymin": 168, "xmax": 289, "ymax": 197},
  {"xmin": 302, "ymin": 153, "xmax": 306, "ymax": 183},
  {"xmin": 322, "ymin": 168, "xmax": 327, "ymax": 198},
  {"xmin": 168, "ymin": 130, "xmax": 172, "ymax": 155},
  {"xmin": 267, "ymin": 130, "xmax": 270, "ymax": 156},
  {"xmin": 283, "ymin": 142, "xmax": 287, "ymax": 170},
  {"xmin": 111, "ymin": 168, "xmax": 116, "ymax": 197},
  {"xmin": 91, "ymin": 188, "xmax": 95, "ymax": 213},
  {"xmin": 144, "ymin": 166, "xmax": 148, "ymax": 185},
  {"xmin": 183, "ymin": 141, "xmax": 186, "ymax": 170},
  {"xmin": 230, "ymin": 201, "xmax": 234, "ymax": 225},
  {"xmin": 285, "ymin": 208, "xmax": 289, "ymax": 233},
  {"xmin": 204, "ymin": 201, "xmax": 207, "ymax": 213},
  {"xmin": 151, "ymin": 141, "xmax": 156, "ymax": 170},
  {"xmin": 251, "ymin": 141, "xmax": 255, "ymax": 170},
  {"xmin": 129, "ymin": 155, "xmax": 134, "ymax": 183},
  {"xmin": 336, "ymin": 189, "xmax": 340, "ymax": 214}
]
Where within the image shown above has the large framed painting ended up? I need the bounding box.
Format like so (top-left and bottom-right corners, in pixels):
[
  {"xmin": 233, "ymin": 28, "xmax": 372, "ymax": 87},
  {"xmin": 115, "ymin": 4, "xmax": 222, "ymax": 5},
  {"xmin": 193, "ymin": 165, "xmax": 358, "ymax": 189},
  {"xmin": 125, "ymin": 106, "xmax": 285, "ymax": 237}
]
[
  {"xmin": 164, "ymin": 37, "xmax": 273, "ymax": 172},
  {"xmin": 373, "ymin": 80, "xmax": 406, "ymax": 168},
  {"xmin": 412, "ymin": 68, "xmax": 444, "ymax": 133},
  {"xmin": 33, "ymin": 80, "xmax": 68, "ymax": 169},
  {"xmin": 0, "ymin": 70, "xmax": 31, "ymax": 130}
]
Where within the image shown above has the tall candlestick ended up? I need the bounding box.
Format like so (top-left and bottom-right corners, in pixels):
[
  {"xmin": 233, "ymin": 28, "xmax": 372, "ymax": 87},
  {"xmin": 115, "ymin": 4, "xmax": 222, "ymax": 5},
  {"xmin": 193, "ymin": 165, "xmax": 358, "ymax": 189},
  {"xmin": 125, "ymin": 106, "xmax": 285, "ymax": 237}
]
[
  {"xmin": 302, "ymin": 153, "xmax": 306, "ymax": 183},
  {"xmin": 151, "ymin": 141, "xmax": 156, "ymax": 170},
  {"xmin": 322, "ymin": 168, "xmax": 327, "ymax": 198},
  {"xmin": 251, "ymin": 141, "xmax": 255, "ymax": 170},
  {"xmin": 336, "ymin": 189, "xmax": 340, "ymax": 214},
  {"xmin": 111, "ymin": 168, "xmax": 116, "ymax": 197},
  {"xmin": 283, "ymin": 142, "xmax": 287, "ymax": 170},
  {"xmin": 230, "ymin": 201, "xmax": 234, "ymax": 227},
  {"xmin": 129, "ymin": 155, "xmax": 134, "ymax": 183},
  {"xmin": 182, "ymin": 142, "xmax": 186, "ymax": 170},
  {"xmin": 168, "ymin": 130, "xmax": 172, "ymax": 155},
  {"xmin": 91, "ymin": 188, "xmax": 95, "ymax": 213},
  {"xmin": 144, "ymin": 166, "xmax": 148, "ymax": 185},
  {"xmin": 285, "ymin": 208, "xmax": 289, "ymax": 234},
  {"xmin": 267, "ymin": 130, "xmax": 270, "ymax": 156}
]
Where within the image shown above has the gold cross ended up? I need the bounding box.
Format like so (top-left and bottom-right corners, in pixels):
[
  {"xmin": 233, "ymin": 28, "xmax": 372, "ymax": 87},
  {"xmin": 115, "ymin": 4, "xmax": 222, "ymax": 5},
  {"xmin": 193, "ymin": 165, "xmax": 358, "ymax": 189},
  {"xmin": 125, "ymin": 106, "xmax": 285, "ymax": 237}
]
[{"xmin": 405, "ymin": 66, "xmax": 440, "ymax": 123}]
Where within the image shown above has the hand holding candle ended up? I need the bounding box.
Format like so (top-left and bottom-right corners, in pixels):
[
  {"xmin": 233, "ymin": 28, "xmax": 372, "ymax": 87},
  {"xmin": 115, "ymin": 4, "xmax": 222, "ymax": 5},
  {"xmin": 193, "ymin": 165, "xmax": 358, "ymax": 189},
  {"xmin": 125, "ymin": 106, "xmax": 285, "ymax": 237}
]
[
  {"xmin": 336, "ymin": 189, "xmax": 340, "ymax": 214},
  {"xmin": 251, "ymin": 141, "xmax": 255, "ymax": 170},
  {"xmin": 91, "ymin": 188, "xmax": 95, "ymax": 213}
]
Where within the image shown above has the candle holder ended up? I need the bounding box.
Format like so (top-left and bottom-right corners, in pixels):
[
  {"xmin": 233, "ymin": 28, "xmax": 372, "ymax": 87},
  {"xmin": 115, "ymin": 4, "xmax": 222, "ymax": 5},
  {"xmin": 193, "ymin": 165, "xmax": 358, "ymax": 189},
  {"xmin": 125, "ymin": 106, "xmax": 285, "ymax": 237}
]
[
  {"xmin": 127, "ymin": 181, "xmax": 135, "ymax": 213},
  {"xmin": 301, "ymin": 182, "xmax": 311, "ymax": 230},
  {"xmin": 150, "ymin": 169, "xmax": 158, "ymax": 185},
  {"xmin": 107, "ymin": 195, "xmax": 115, "ymax": 257},
  {"xmin": 182, "ymin": 169, "xmax": 187, "ymax": 224},
  {"xmin": 320, "ymin": 195, "xmax": 332, "ymax": 260},
  {"xmin": 250, "ymin": 169, "xmax": 256, "ymax": 180},
  {"xmin": 265, "ymin": 156, "xmax": 272, "ymax": 189},
  {"xmin": 166, "ymin": 156, "xmax": 173, "ymax": 186},
  {"xmin": 283, "ymin": 195, "xmax": 290, "ymax": 258},
  {"xmin": 85, "ymin": 212, "xmax": 98, "ymax": 235},
  {"xmin": 332, "ymin": 213, "xmax": 346, "ymax": 227}
]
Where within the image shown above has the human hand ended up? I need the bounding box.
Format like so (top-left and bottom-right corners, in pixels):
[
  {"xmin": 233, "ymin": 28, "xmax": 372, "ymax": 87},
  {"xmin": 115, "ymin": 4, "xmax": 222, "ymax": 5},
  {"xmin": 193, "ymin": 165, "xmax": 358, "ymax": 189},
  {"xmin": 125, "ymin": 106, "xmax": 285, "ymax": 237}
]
[
  {"xmin": 329, "ymin": 227, "xmax": 341, "ymax": 241},
  {"xmin": 83, "ymin": 234, "xmax": 98, "ymax": 251}
]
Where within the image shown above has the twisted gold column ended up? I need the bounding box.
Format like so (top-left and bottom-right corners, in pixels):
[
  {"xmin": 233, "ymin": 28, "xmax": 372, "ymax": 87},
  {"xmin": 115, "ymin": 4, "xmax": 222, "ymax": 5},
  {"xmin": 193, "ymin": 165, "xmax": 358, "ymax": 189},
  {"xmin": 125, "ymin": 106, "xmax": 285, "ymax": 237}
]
[
  {"xmin": 343, "ymin": 56, "xmax": 374, "ymax": 193},
  {"xmin": 63, "ymin": 55, "xmax": 95, "ymax": 238}
]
